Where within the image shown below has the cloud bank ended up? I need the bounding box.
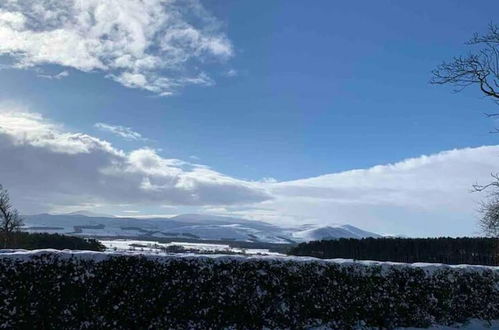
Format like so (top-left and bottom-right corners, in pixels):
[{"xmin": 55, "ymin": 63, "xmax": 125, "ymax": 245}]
[
  {"xmin": 0, "ymin": 108, "xmax": 270, "ymax": 213},
  {"xmin": 0, "ymin": 107, "xmax": 497, "ymax": 236},
  {"xmin": 0, "ymin": 0, "xmax": 232, "ymax": 95},
  {"xmin": 200, "ymin": 149, "xmax": 499, "ymax": 236},
  {"xmin": 250, "ymin": 147, "xmax": 497, "ymax": 236}
]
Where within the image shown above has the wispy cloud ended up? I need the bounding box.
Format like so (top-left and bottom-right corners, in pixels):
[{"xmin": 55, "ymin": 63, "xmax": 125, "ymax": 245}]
[
  {"xmin": 0, "ymin": 0, "xmax": 233, "ymax": 95},
  {"xmin": 37, "ymin": 71, "xmax": 69, "ymax": 80},
  {"xmin": 224, "ymin": 69, "xmax": 238, "ymax": 77},
  {"xmin": 94, "ymin": 122, "xmax": 145, "ymax": 141}
]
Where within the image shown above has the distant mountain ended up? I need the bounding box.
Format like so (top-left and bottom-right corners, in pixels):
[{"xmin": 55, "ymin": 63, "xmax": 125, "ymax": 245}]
[
  {"xmin": 22, "ymin": 213, "xmax": 379, "ymax": 244},
  {"xmin": 292, "ymin": 225, "xmax": 381, "ymax": 241},
  {"xmin": 64, "ymin": 210, "xmax": 114, "ymax": 218}
]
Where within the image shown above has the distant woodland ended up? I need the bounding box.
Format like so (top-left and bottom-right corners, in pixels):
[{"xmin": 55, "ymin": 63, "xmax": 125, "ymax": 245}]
[
  {"xmin": 288, "ymin": 237, "xmax": 499, "ymax": 266},
  {"xmin": 3, "ymin": 232, "xmax": 105, "ymax": 251}
]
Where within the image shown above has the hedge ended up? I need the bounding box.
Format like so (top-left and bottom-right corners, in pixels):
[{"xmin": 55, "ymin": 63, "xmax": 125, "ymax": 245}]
[{"xmin": 0, "ymin": 251, "xmax": 498, "ymax": 329}]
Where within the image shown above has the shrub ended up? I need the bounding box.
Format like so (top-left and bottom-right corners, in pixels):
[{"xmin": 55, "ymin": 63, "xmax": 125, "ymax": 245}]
[{"xmin": 0, "ymin": 252, "xmax": 497, "ymax": 329}]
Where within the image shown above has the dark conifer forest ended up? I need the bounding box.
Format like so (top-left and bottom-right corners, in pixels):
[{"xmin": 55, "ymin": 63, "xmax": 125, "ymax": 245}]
[
  {"xmin": 288, "ymin": 237, "xmax": 499, "ymax": 266},
  {"xmin": 3, "ymin": 232, "xmax": 105, "ymax": 251}
]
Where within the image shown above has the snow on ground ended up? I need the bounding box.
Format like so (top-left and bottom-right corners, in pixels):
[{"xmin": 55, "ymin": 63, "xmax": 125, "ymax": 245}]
[
  {"xmin": 292, "ymin": 224, "xmax": 381, "ymax": 241},
  {"xmin": 23, "ymin": 213, "xmax": 381, "ymax": 243},
  {"xmin": 1, "ymin": 249, "xmax": 498, "ymax": 275},
  {"xmin": 398, "ymin": 319, "xmax": 499, "ymax": 329},
  {"xmin": 100, "ymin": 239, "xmax": 285, "ymax": 256}
]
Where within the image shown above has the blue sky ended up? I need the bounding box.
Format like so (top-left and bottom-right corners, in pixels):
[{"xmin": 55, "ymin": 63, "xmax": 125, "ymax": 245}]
[{"xmin": 0, "ymin": 0, "xmax": 498, "ymax": 236}]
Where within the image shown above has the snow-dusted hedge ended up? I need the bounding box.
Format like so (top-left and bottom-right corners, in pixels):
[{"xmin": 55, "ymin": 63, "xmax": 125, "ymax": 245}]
[{"xmin": 0, "ymin": 251, "xmax": 498, "ymax": 329}]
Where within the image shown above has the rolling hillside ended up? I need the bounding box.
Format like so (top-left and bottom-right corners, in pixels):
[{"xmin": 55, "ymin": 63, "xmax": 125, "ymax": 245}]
[{"xmin": 23, "ymin": 213, "xmax": 380, "ymax": 244}]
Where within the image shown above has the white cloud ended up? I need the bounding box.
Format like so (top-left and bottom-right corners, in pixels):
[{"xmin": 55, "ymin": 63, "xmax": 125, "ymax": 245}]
[
  {"xmin": 0, "ymin": 0, "xmax": 232, "ymax": 95},
  {"xmin": 94, "ymin": 122, "xmax": 144, "ymax": 141},
  {"xmin": 0, "ymin": 107, "xmax": 270, "ymax": 213},
  {"xmin": 37, "ymin": 70, "xmax": 69, "ymax": 80},
  {"xmin": 0, "ymin": 106, "xmax": 498, "ymax": 236},
  {"xmin": 245, "ymin": 147, "xmax": 498, "ymax": 236},
  {"xmin": 224, "ymin": 69, "xmax": 238, "ymax": 77}
]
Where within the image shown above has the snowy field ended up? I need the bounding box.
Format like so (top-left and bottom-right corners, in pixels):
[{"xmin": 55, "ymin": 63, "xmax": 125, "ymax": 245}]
[
  {"xmin": 99, "ymin": 239, "xmax": 285, "ymax": 256},
  {"xmin": 23, "ymin": 213, "xmax": 380, "ymax": 243}
]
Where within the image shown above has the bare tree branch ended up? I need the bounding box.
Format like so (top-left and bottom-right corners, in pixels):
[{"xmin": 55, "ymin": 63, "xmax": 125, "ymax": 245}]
[{"xmin": 431, "ymin": 24, "xmax": 499, "ymax": 104}]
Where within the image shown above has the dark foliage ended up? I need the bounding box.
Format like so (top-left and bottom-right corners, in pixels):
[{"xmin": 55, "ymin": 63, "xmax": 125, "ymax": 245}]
[
  {"xmin": 0, "ymin": 254, "xmax": 497, "ymax": 329},
  {"xmin": 3, "ymin": 232, "xmax": 105, "ymax": 251},
  {"xmin": 288, "ymin": 237, "xmax": 499, "ymax": 266}
]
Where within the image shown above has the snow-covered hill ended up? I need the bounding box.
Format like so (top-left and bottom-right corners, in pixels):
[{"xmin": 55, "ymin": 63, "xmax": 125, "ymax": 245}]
[
  {"xmin": 22, "ymin": 213, "xmax": 379, "ymax": 244},
  {"xmin": 292, "ymin": 225, "xmax": 381, "ymax": 241}
]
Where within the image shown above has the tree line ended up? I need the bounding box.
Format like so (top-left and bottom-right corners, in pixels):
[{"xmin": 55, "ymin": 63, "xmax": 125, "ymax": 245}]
[
  {"xmin": 0, "ymin": 184, "xmax": 104, "ymax": 251},
  {"xmin": 5, "ymin": 232, "xmax": 105, "ymax": 251},
  {"xmin": 288, "ymin": 237, "xmax": 499, "ymax": 266}
]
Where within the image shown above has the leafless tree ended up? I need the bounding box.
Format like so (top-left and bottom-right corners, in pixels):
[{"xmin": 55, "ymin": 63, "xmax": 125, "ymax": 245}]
[
  {"xmin": 0, "ymin": 184, "xmax": 23, "ymax": 248},
  {"xmin": 473, "ymin": 174, "xmax": 499, "ymax": 238},
  {"xmin": 432, "ymin": 24, "xmax": 499, "ymax": 237},
  {"xmin": 479, "ymin": 196, "xmax": 499, "ymax": 237}
]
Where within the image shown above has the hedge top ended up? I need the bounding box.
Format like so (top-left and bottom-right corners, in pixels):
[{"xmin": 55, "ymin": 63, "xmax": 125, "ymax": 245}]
[{"xmin": 1, "ymin": 249, "xmax": 498, "ymax": 274}]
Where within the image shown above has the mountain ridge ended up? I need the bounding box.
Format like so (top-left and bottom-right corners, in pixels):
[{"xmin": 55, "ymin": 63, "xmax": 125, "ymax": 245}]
[{"xmin": 22, "ymin": 213, "xmax": 380, "ymax": 244}]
